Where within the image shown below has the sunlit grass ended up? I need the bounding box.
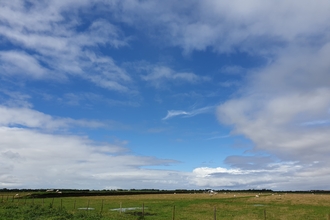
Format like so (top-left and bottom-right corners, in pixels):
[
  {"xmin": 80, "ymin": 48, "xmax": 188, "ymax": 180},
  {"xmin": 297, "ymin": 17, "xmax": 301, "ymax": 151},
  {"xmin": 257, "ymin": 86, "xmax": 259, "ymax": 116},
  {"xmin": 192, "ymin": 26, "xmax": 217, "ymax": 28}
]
[{"xmin": 1, "ymin": 192, "xmax": 330, "ymax": 219}]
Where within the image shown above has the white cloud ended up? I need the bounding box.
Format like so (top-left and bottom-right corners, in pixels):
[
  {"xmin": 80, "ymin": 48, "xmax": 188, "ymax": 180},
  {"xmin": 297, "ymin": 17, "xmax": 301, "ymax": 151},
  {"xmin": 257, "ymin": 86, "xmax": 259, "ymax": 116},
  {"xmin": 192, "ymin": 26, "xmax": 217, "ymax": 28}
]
[
  {"xmin": 0, "ymin": 105, "xmax": 107, "ymax": 130},
  {"xmin": 0, "ymin": 51, "xmax": 50, "ymax": 79},
  {"xmin": 0, "ymin": 103, "xmax": 189, "ymax": 189},
  {"xmin": 162, "ymin": 110, "xmax": 189, "ymax": 120},
  {"xmin": 0, "ymin": 104, "xmax": 189, "ymax": 189},
  {"xmin": 190, "ymin": 158, "xmax": 330, "ymax": 190},
  {"xmin": 0, "ymin": 126, "xmax": 186, "ymax": 189},
  {"xmin": 0, "ymin": 1, "xmax": 133, "ymax": 92},
  {"xmin": 107, "ymin": 0, "xmax": 330, "ymax": 54},
  {"xmin": 214, "ymin": 24, "xmax": 330, "ymax": 189},
  {"xmin": 0, "ymin": 90, "xmax": 33, "ymax": 108},
  {"xmin": 217, "ymin": 45, "xmax": 330, "ymax": 162},
  {"xmin": 141, "ymin": 65, "xmax": 209, "ymax": 88},
  {"xmin": 163, "ymin": 106, "xmax": 214, "ymax": 120}
]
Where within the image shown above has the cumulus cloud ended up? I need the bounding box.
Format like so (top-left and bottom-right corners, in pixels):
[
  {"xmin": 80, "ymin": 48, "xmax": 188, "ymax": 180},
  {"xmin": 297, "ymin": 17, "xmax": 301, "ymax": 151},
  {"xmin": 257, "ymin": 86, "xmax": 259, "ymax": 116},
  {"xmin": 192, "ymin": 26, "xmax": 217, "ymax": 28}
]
[
  {"xmin": 0, "ymin": 104, "xmax": 187, "ymax": 189},
  {"xmin": 193, "ymin": 43, "xmax": 330, "ymax": 190},
  {"xmin": 214, "ymin": 23, "xmax": 330, "ymax": 189},
  {"xmin": 0, "ymin": 98, "xmax": 185, "ymax": 190},
  {"xmin": 190, "ymin": 159, "xmax": 330, "ymax": 190},
  {"xmin": 190, "ymin": 162, "xmax": 304, "ymax": 190},
  {"xmin": 107, "ymin": 0, "xmax": 330, "ymax": 54},
  {"xmin": 0, "ymin": 126, "xmax": 186, "ymax": 189},
  {"xmin": 217, "ymin": 46, "xmax": 330, "ymax": 161}
]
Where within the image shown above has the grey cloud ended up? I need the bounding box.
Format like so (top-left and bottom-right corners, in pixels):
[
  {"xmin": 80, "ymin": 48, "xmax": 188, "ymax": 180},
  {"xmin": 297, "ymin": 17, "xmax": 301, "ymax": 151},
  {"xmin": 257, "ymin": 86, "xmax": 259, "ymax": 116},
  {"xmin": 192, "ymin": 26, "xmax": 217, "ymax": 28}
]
[
  {"xmin": 224, "ymin": 155, "xmax": 276, "ymax": 170},
  {"xmin": 217, "ymin": 47, "xmax": 330, "ymax": 162},
  {"xmin": 301, "ymin": 120, "xmax": 330, "ymax": 126},
  {"xmin": 190, "ymin": 161, "xmax": 310, "ymax": 190},
  {"xmin": 190, "ymin": 161, "xmax": 330, "ymax": 190},
  {"xmin": 214, "ymin": 15, "xmax": 330, "ymax": 190},
  {"xmin": 105, "ymin": 0, "xmax": 330, "ymax": 54}
]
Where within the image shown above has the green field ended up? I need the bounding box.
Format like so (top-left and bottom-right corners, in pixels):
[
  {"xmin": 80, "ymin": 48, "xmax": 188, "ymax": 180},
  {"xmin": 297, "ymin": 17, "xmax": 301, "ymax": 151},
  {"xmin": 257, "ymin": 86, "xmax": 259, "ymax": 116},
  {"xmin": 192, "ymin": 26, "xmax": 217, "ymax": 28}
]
[{"xmin": 1, "ymin": 192, "xmax": 330, "ymax": 219}]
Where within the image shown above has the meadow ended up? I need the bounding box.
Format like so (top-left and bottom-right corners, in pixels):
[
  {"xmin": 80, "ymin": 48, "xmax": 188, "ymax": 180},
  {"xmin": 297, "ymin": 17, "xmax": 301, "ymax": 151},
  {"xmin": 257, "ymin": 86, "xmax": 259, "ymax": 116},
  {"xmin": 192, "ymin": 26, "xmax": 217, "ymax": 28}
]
[{"xmin": 1, "ymin": 191, "xmax": 330, "ymax": 219}]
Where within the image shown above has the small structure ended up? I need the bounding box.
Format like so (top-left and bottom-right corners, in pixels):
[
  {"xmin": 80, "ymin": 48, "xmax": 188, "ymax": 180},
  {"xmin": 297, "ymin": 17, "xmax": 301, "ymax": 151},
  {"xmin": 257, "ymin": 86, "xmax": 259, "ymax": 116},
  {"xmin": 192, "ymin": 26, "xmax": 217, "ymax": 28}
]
[
  {"xmin": 78, "ymin": 207, "xmax": 95, "ymax": 210},
  {"xmin": 110, "ymin": 207, "xmax": 147, "ymax": 212}
]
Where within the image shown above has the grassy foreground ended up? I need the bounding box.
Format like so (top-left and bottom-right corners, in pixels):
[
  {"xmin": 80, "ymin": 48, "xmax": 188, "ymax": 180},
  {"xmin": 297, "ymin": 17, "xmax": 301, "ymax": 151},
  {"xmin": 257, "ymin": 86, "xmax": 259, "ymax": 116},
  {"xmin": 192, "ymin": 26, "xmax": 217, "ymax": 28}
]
[{"xmin": 1, "ymin": 192, "xmax": 330, "ymax": 219}]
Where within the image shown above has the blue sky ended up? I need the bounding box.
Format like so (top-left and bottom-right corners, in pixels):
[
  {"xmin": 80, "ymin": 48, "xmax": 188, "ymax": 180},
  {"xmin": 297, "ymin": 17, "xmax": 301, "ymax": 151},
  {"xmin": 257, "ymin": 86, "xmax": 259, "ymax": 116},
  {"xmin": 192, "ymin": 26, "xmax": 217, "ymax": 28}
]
[{"xmin": 1, "ymin": 0, "xmax": 330, "ymax": 190}]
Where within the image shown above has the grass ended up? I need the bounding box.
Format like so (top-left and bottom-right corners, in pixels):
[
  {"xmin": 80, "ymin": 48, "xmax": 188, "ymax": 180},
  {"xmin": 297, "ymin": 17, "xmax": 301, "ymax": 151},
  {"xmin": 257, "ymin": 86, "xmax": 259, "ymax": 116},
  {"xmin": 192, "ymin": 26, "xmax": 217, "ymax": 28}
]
[{"xmin": 1, "ymin": 192, "xmax": 330, "ymax": 219}]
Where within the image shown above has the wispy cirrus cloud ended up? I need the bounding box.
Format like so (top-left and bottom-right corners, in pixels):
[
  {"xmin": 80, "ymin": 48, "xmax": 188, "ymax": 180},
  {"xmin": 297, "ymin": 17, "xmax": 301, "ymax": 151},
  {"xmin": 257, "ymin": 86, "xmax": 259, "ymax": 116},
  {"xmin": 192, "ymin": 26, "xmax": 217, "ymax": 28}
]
[
  {"xmin": 0, "ymin": 105, "xmax": 106, "ymax": 130},
  {"xmin": 206, "ymin": 135, "xmax": 230, "ymax": 140},
  {"xmin": 141, "ymin": 65, "xmax": 210, "ymax": 88},
  {"xmin": 162, "ymin": 110, "xmax": 189, "ymax": 120},
  {"xmin": 62, "ymin": 92, "xmax": 140, "ymax": 107},
  {"xmin": 0, "ymin": 51, "xmax": 51, "ymax": 79},
  {"xmin": 162, "ymin": 106, "xmax": 214, "ymax": 120},
  {"xmin": 0, "ymin": 1, "xmax": 133, "ymax": 93}
]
